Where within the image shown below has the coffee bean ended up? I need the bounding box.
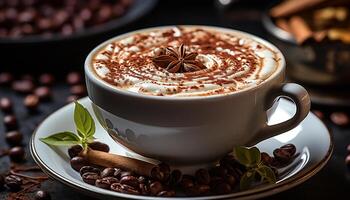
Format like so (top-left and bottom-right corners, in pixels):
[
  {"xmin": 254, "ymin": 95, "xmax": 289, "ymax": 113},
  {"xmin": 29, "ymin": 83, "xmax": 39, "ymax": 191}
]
[
  {"xmin": 3, "ymin": 115, "xmax": 18, "ymax": 130},
  {"xmin": 213, "ymin": 182, "xmax": 232, "ymax": 194},
  {"xmin": 24, "ymin": 94, "xmax": 40, "ymax": 111},
  {"xmin": 79, "ymin": 166, "xmax": 100, "ymax": 176},
  {"xmin": 150, "ymin": 166, "xmax": 163, "ymax": 181},
  {"xmin": 139, "ymin": 183, "xmax": 149, "ymax": 195},
  {"xmin": 82, "ymin": 172, "xmax": 99, "ymax": 185},
  {"xmin": 0, "ymin": 72, "xmax": 13, "ymax": 85},
  {"xmin": 347, "ymin": 144, "xmax": 350, "ymax": 153},
  {"xmin": 12, "ymin": 80, "xmax": 34, "ymax": 94},
  {"xmin": 113, "ymin": 168, "xmax": 123, "ymax": 178},
  {"xmin": 110, "ymin": 183, "xmax": 139, "ymax": 195},
  {"xmin": 168, "ymin": 169, "xmax": 182, "ymax": 186},
  {"xmin": 70, "ymin": 85, "xmax": 86, "ymax": 96},
  {"xmin": 180, "ymin": 175, "xmax": 194, "ymax": 188},
  {"xmin": 158, "ymin": 163, "xmax": 170, "ymax": 182},
  {"xmin": 68, "ymin": 145, "xmax": 83, "ymax": 158},
  {"xmin": 0, "ymin": 97, "xmax": 13, "ymax": 113},
  {"xmin": 195, "ymin": 168, "xmax": 210, "ymax": 185},
  {"xmin": 330, "ymin": 112, "xmax": 350, "ymax": 126},
  {"xmin": 137, "ymin": 176, "xmax": 147, "ymax": 184},
  {"xmin": 66, "ymin": 72, "xmax": 82, "ymax": 85},
  {"xmin": 66, "ymin": 95, "xmax": 79, "ymax": 103},
  {"xmin": 88, "ymin": 141, "xmax": 109, "ymax": 152},
  {"xmin": 225, "ymin": 174, "xmax": 236, "ymax": 187},
  {"xmin": 120, "ymin": 171, "xmax": 133, "ymax": 178},
  {"xmin": 34, "ymin": 190, "xmax": 51, "ymax": 200},
  {"xmin": 35, "ymin": 86, "xmax": 52, "ymax": 101},
  {"xmin": 120, "ymin": 175, "xmax": 139, "ymax": 188},
  {"xmin": 70, "ymin": 156, "xmax": 87, "ymax": 171},
  {"xmin": 5, "ymin": 131, "xmax": 23, "ymax": 146},
  {"xmin": 100, "ymin": 168, "xmax": 116, "ymax": 178},
  {"xmin": 39, "ymin": 73, "xmax": 55, "ymax": 86},
  {"xmin": 149, "ymin": 181, "xmax": 163, "ymax": 195},
  {"xmin": 210, "ymin": 166, "xmax": 227, "ymax": 178},
  {"xmin": 197, "ymin": 184, "xmax": 210, "ymax": 195},
  {"xmin": 261, "ymin": 152, "xmax": 274, "ymax": 166},
  {"xmin": 4, "ymin": 175, "xmax": 22, "ymax": 191},
  {"xmin": 95, "ymin": 177, "xmax": 119, "ymax": 189},
  {"xmin": 9, "ymin": 146, "xmax": 25, "ymax": 162},
  {"xmin": 157, "ymin": 190, "xmax": 176, "ymax": 197}
]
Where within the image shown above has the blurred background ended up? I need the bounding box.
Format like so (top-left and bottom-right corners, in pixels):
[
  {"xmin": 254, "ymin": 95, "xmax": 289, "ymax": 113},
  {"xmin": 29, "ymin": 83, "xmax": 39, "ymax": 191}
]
[{"xmin": 0, "ymin": 0, "xmax": 350, "ymax": 199}]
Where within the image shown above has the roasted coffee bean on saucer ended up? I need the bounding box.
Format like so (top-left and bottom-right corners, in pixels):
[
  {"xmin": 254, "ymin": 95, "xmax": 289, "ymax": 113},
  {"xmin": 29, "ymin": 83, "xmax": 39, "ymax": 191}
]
[
  {"xmin": 195, "ymin": 169, "xmax": 211, "ymax": 185},
  {"xmin": 68, "ymin": 145, "xmax": 83, "ymax": 158},
  {"xmin": 149, "ymin": 181, "xmax": 163, "ymax": 195},
  {"xmin": 88, "ymin": 141, "xmax": 110, "ymax": 152},
  {"xmin": 0, "ymin": 97, "xmax": 13, "ymax": 113},
  {"xmin": 4, "ymin": 175, "xmax": 22, "ymax": 191},
  {"xmin": 95, "ymin": 177, "xmax": 119, "ymax": 189},
  {"xmin": 120, "ymin": 175, "xmax": 139, "ymax": 188},
  {"xmin": 110, "ymin": 183, "xmax": 140, "ymax": 195},
  {"xmin": 5, "ymin": 131, "xmax": 23, "ymax": 146},
  {"xmin": 80, "ymin": 166, "xmax": 101, "ymax": 176},
  {"xmin": 82, "ymin": 172, "xmax": 100, "ymax": 185},
  {"xmin": 3, "ymin": 115, "xmax": 18, "ymax": 130},
  {"xmin": 34, "ymin": 190, "xmax": 51, "ymax": 200},
  {"xmin": 100, "ymin": 167, "xmax": 118, "ymax": 178},
  {"xmin": 70, "ymin": 156, "xmax": 88, "ymax": 171}
]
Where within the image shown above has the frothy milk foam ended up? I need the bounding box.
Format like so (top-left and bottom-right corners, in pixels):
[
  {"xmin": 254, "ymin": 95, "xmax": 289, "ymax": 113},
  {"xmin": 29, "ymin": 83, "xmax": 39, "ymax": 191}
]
[{"xmin": 92, "ymin": 26, "xmax": 281, "ymax": 97}]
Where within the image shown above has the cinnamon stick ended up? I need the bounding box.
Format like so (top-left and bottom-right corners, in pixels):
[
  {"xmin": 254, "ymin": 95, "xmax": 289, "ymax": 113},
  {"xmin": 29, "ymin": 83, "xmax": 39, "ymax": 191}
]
[
  {"xmin": 270, "ymin": 0, "xmax": 327, "ymax": 18},
  {"xmin": 289, "ymin": 16, "xmax": 313, "ymax": 45},
  {"xmin": 82, "ymin": 148, "xmax": 157, "ymax": 177}
]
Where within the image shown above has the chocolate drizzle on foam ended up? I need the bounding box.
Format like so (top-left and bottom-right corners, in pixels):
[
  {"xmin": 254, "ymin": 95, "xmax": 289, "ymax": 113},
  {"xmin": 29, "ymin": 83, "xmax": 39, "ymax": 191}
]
[{"xmin": 92, "ymin": 27, "xmax": 280, "ymax": 97}]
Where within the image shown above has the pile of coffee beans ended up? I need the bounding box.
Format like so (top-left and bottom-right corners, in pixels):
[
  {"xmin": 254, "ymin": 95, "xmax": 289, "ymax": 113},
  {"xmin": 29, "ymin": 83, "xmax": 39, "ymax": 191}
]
[
  {"xmin": 0, "ymin": 71, "xmax": 89, "ymax": 199},
  {"xmin": 68, "ymin": 142, "xmax": 297, "ymax": 197},
  {"xmin": 0, "ymin": 0, "xmax": 133, "ymax": 38}
]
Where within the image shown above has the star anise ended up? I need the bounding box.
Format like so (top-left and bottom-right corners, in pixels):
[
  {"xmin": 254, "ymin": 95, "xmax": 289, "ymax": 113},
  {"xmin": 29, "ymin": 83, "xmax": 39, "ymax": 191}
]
[{"xmin": 152, "ymin": 44, "xmax": 206, "ymax": 73}]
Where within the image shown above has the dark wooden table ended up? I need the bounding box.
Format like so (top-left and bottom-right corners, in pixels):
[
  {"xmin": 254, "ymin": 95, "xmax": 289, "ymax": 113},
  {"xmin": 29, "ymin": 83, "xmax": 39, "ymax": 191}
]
[{"xmin": 1, "ymin": 1, "xmax": 350, "ymax": 199}]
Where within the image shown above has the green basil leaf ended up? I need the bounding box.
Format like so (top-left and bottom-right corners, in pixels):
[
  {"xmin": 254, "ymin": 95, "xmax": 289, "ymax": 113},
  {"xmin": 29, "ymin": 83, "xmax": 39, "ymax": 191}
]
[
  {"xmin": 233, "ymin": 146, "xmax": 261, "ymax": 167},
  {"xmin": 256, "ymin": 165, "xmax": 277, "ymax": 184},
  {"xmin": 74, "ymin": 101, "xmax": 95, "ymax": 139},
  {"xmin": 40, "ymin": 132, "xmax": 81, "ymax": 146},
  {"xmin": 240, "ymin": 170, "xmax": 256, "ymax": 190}
]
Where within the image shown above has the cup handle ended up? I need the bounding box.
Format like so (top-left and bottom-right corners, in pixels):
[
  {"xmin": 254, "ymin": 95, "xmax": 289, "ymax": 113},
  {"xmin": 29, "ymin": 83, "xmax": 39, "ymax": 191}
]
[{"xmin": 249, "ymin": 83, "xmax": 311, "ymax": 145}]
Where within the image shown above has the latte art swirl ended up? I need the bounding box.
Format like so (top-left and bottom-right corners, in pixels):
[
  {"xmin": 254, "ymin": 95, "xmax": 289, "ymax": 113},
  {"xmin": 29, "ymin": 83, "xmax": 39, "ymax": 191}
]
[{"xmin": 92, "ymin": 27, "xmax": 280, "ymax": 97}]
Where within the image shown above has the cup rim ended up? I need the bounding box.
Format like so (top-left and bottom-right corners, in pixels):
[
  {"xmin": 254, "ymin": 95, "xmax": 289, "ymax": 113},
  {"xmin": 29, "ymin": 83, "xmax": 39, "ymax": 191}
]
[{"xmin": 84, "ymin": 25, "xmax": 286, "ymax": 101}]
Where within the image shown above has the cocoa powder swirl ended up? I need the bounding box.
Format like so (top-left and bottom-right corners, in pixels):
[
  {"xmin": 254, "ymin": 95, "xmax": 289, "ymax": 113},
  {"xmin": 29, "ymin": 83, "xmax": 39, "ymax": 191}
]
[{"xmin": 92, "ymin": 26, "xmax": 280, "ymax": 97}]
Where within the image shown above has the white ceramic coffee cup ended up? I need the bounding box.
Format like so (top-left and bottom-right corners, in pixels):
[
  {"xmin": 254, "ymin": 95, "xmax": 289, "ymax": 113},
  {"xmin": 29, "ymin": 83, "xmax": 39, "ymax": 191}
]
[{"xmin": 84, "ymin": 26, "xmax": 310, "ymax": 168}]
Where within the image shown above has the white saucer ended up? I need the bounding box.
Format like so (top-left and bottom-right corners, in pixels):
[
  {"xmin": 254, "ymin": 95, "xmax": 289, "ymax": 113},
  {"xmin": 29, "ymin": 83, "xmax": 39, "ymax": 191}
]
[{"xmin": 30, "ymin": 97, "xmax": 333, "ymax": 200}]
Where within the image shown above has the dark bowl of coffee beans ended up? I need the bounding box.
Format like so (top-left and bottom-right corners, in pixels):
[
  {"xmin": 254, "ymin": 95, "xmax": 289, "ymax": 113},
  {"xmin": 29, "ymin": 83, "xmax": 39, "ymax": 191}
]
[{"xmin": 0, "ymin": 0, "xmax": 157, "ymax": 72}]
